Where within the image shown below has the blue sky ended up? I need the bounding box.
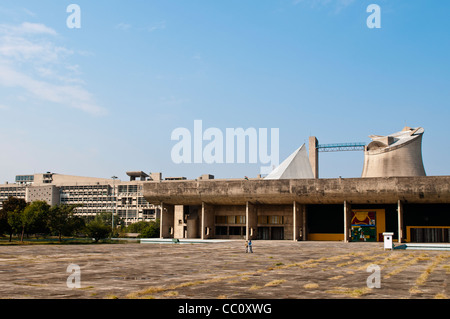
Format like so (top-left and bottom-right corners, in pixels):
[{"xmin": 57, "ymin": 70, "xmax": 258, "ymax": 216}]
[{"xmin": 0, "ymin": 0, "xmax": 449, "ymax": 182}]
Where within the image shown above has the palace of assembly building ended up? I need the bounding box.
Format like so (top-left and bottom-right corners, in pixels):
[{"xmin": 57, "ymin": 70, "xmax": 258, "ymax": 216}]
[{"xmin": 1, "ymin": 126, "xmax": 449, "ymax": 243}]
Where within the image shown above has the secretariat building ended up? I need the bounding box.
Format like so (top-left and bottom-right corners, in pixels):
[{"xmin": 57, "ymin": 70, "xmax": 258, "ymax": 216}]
[{"xmin": 0, "ymin": 171, "xmax": 161, "ymax": 225}]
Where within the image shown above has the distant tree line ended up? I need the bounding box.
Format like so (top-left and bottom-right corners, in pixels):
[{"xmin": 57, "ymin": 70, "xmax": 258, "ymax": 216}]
[{"xmin": 0, "ymin": 196, "xmax": 160, "ymax": 243}]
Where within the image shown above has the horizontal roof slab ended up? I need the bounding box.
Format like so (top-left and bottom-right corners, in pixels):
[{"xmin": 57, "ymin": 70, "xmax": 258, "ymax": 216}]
[{"xmin": 143, "ymin": 176, "xmax": 450, "ymax": 206}]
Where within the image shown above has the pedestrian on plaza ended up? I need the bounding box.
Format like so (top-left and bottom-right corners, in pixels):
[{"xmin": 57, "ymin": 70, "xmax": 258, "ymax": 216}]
[
  {"xmin": 245, "ymin": 240, "xmax": 249, "ymax": 253},
  {"xmin": 248, "ymin": 239, "xmax": 253, "ymax": 253}
]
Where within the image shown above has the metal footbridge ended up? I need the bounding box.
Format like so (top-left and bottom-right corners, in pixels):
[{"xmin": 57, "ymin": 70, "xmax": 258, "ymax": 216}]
[{"xmin": 317, "ymin": 142, "xmax": 366, "ymax": 152}]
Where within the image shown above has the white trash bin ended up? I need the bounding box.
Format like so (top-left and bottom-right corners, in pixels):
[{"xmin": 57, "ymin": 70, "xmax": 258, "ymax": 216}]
[{"xmin": 383, "ymin": 232, "xmax": 394, "ymax": 250}]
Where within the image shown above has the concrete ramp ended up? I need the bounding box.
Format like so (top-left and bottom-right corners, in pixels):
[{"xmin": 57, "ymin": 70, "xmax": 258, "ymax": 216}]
[
  {"xmin": 394, "ymin": 243, "xmax": 450, "ymax": 251},
  {"xmin": 140, "ymin": 238, "xmax": 235, "ymax": 244}
]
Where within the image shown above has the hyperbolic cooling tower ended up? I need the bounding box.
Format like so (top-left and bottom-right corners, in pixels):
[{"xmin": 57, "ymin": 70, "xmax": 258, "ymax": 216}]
[{"xmin": 361, "ymin": 126, "xmax": 426, "ymax": 178}]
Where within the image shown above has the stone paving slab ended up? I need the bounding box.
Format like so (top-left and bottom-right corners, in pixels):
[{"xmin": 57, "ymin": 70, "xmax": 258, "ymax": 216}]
[{"xmin": 0, "ymin": 241, "xmax": 448, "ymax": 299}]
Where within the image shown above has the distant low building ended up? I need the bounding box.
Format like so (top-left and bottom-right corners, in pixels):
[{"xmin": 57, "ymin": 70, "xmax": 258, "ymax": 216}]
[{"xmin": 0, "ymin": 171, "xmax": 161, "ymax": 225}]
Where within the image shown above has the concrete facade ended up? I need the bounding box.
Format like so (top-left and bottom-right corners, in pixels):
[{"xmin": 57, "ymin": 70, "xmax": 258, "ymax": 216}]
[
  {"xmin": 25, "ymin": 185, "xmax": 60, "ymax": 206},
  {"xmin": 143, "ymin": 176, "xmax": 450, "ymax": 243}
]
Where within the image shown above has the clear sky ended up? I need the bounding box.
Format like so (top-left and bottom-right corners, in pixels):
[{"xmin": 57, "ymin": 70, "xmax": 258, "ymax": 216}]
[{"xmin": 0, "ymin": 0, "xmax": 449, "ymax": 182}]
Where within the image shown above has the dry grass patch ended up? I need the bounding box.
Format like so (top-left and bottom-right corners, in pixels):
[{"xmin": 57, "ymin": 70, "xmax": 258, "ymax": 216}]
[
  {"xmin": 409, "ymin": 254, "xmax": 447, "ymax": 295},
  {"xmin": 249, "ymin": 284, "xmax": 262, "ymax": 290},
  {"xmin": 13, "ymin": 282, "xmax": 46, "ymax": 287},
  {"xmin": 264, "ymin": 280, "xmax": 286, "ymax": 287},
  {"xmin": 163, "ymin": 291, "xmax": 179, "ymax": 297},
  {"xmin": 383, "ymin": 254, "xmax": 424, "ymax": 279},
  {"xmin": 126, "ymin": 286, "xmax": 166, "ymax": 299},
  {"xmin": 325, "ymin": 287, "xmax": 370, "ymax": 298},
  {"xmin": 409, "ymin": 286, "xmax": 422, "ymax": 294},
  {"xmin": 303, "ymin": 283, "xmax": 319, "ymax": 289}
]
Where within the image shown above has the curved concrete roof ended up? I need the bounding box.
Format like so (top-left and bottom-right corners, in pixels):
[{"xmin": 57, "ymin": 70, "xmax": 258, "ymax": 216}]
[
  {"xmin": 362, "ymin": 126, "xmax": 426, "ymax": 178},
  {"xmin": 367, "ymin": 127, "xmax": 424, "ymax": 153}
]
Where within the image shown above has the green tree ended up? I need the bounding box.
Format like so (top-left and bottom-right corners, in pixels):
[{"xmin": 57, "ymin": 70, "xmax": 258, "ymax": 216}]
[
  {"xmin": 48, "ymin": 204, "xmax": 85, "ymax": 242},
  {"xmin": 125, "ymin": 220, "xmax": 160, "ymax": 238},
  {"xmin": 20, "ymin": 201, "xmax": 50, "ymax": 241},
  {"xmin": 139, "ymin": 219, "xmax": 160, "ymax": 238},
  {"xmin": 7, "ymin": 208, "xmax": 24, "ymax": 241},
  {"xmin": 0, "ymin": 197, "xmax": 27, "ymax": 241},
  {"xmin": 92, "ymin": 211, "xmax": 123, "ymax": 229},
  {"xmin": 126, "ymin": 221, "xmax": 151, "ymax": 234},
  {"xmin": 84, "ymin": 220, "xmax": 110, "ymax": 243}
]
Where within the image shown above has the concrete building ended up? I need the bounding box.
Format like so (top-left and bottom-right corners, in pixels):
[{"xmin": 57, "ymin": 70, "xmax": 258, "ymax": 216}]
[
  {"xmin": 0, "ymin": 171, "xmax": 161, "ymax": 225},
  {"xmin": 143, "ymin": 127, "xmax": 449, "ymax": 243}
]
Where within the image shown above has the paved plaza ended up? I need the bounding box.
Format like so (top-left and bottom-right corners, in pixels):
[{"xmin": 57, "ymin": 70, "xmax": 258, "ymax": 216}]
[{"xmin": 0, "ymin": 241, "xmax": 448, "ymax": 299}]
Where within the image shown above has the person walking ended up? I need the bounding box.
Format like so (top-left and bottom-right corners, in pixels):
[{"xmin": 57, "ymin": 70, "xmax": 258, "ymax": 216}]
[
  {"xmin": 248, "ymin": 239, "xmax": 253, "ymax": 253},
  {"xmin": 245, "ymin": 240, "xmax": 249, "ymax": 253}
]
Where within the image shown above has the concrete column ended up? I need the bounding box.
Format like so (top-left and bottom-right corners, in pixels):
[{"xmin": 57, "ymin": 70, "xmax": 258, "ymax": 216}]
[
  {"xmin": 302, "ymin": 205, "xmax": 307, "ymax": 241},
  {"xmin": 398, "ymin": 200, "xmax": 404, "ymax": 243},
  {"xmin": 201, "ymin": 203, "xmax": 205, "ymax": 240},
  {"xmin": 201, "ymin": 202, "xmax": 215, "ymax": 240},
  {"xmin": 309, "ymin": 136, "xmax": 319, "ymax": 179},
  {"xmin": 293, "ymin": 201, "xmax": 298, "ymax": 241},
  {"xmin": 174, "ymin": 205, "xmax": 185, "ymax": 239},
  {"xmin": 293, "ymin": 201, "xmax": 304, "ymax": 241},
  {"xmin": 344, "ymin": 201, "xmax": 352, "ymax": 243},
  {"xmin": 300, "ymin": 204, "xmax": 306, "ymax": 241},
  {"xmin": 246, "ymin": 202, "xmax": 257, "ymax": 240},
  {"xmin": 160, "ymin": 202, "xmax": 175, "ymax": 239}
]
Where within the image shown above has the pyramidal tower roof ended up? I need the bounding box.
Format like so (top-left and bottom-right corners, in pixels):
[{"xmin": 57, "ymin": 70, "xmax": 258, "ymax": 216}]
[{"xmin": 264, "ymin": 144, "xmax": 314, "ymax": 180}]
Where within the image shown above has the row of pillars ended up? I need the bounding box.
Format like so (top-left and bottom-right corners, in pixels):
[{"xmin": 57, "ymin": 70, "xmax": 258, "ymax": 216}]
[
  {"xmin": 160, "ymin": 200, "xmax": 406, "ymax": 243},
  {"xmin": 159, "ymin": 201, "xmax": 308, "ymax": 241}
]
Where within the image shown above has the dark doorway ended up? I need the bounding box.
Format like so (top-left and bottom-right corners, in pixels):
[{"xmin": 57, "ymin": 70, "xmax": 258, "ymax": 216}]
[
  {"xmin": 257, "ymin": 227, "xmax": 284, "ymax": 240},
  {"xmin": 271, "ymin": 227, "xmax": 284, "ymax": 240},
  {"xmin": 307, "ymin": 204, "xmax": 343, "ymax": 234},
  {"xmin": 257, "ymin": 227, "xmax": 269, "ymax": 240}
]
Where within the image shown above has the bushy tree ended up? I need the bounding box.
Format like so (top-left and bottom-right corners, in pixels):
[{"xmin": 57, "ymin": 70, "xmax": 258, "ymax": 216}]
[
  {"xmin": 84, "ymin": 220, "xmax": 110, "ymax": 243},
  {"xmin": 93, "ymin": 211, "xmax": 123, "ymax": 229},
  {"xmin": 7, "ymin": 208, "xmax": 23, "ymax": 241},
  {"xmin": 126, "ymin": 220, "xmax": 160, "ymax": 238},
  {"xmin": 0, "ymin": 197, "xmax": 27, "ymax": 241},
  {"xmin": 48, "ymin": 204, "xmax": 85, "ymax": 242},
  {"xmin": 139, "ymin": 220, "xmax": 160, "ymax": 238},
  {"xmin": 126, "ymin": 221, "xmax": 151, "ymax": 233},
  {"xmin": 20, "ymin": 201, "xmax": 50, "ymax": 242}
]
